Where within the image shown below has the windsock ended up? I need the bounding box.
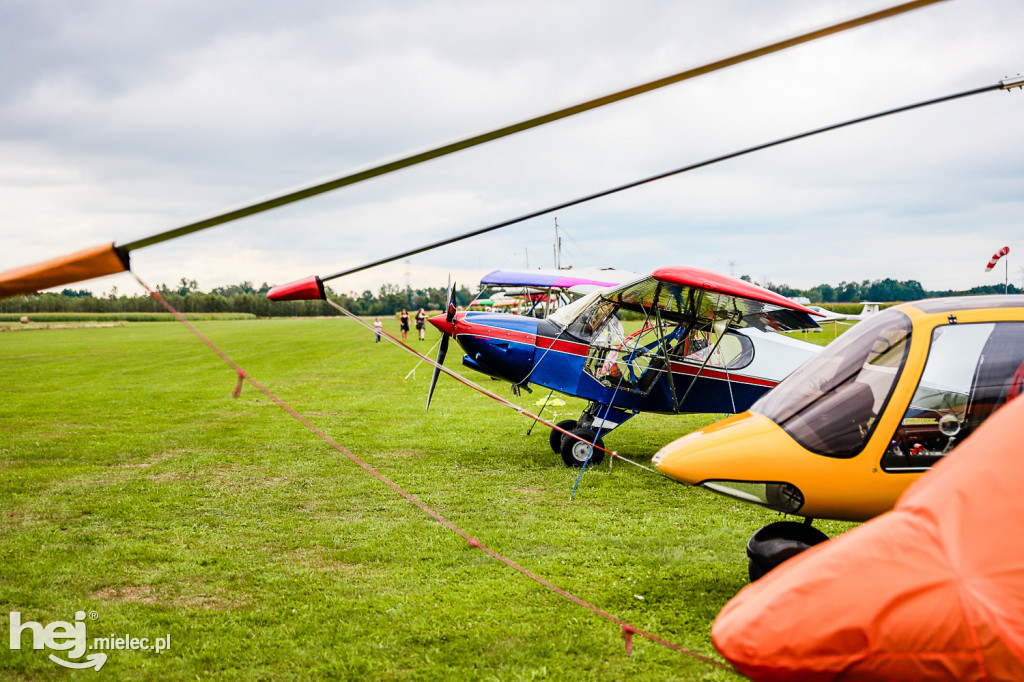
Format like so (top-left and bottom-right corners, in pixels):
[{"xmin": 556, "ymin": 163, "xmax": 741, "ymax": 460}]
[{"xmin": 986, "ymin": 246, "xmax": 1010, "ymax": 272}]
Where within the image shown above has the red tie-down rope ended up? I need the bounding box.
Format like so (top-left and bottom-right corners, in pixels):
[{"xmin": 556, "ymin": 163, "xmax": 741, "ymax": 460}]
[{"xmin": 132, "ymin": 274, "xmax": 727, "ymax": 670}]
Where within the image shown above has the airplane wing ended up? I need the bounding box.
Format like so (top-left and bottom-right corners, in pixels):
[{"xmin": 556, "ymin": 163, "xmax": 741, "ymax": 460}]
[
  {"xmin": 479, "ymin": 267, "xmax": 640, "ymax": 290},
  {"xmin": 603, "ymin": 266, "xmax": 822, "ymax": 332},
  {"xmin": 807, "ymin": 305, "xmax": 848, "ymax": 322}
]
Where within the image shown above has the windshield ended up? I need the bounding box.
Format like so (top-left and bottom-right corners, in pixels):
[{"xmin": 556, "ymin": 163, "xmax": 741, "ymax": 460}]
[
  {"xmin": 752, "ymin": 309, "xmax": 912, "ymax": 458},
  {"xmin": 547, "ymin": 289, "xmax": 605, "ymax": 329}
]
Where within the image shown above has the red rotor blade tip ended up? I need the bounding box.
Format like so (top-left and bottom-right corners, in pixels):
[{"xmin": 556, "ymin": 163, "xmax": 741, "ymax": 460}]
[{"xmin": 267, "ymin": 275, "xmax": 325, "ymax": 301}]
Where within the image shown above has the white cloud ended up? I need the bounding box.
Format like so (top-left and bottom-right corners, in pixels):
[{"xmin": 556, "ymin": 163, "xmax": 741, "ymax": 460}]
[{"xmin": 2, "ymin": 0, "xmax": 1024, "ymax": 296}]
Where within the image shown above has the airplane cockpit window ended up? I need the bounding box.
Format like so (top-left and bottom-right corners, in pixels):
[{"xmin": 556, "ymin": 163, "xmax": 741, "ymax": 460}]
[
  {"xmin": 547, "ymin": 290, "xmax": 604, "ymax": 331},
  {"xmin": 616, "ymin": 278, "xmax": 663, "ymax": 312},
  {"xmin": 591, "ymin": 305, "xmax": 626, "ymax": 348},
  {"xmin": 682, "ymin": 330, "xmax": 755, "ymax": 371},
  {"xmin": 584, "ymin": 316, "xmax": 687, "ymax": 395},
  {"xmin": 577, "ymin": 294, "xmax": 756, "ymax": 395},
  {"xmin": 882, "ymin": 321, "xmax": 1024, "ymax": 472},
  {"xmin": 752, "ymin": 310, "xmax": 912, "ymax": 458},
  {"xmin": 561, "ymin": 298, "xmax": 622, "ymax": 344}
]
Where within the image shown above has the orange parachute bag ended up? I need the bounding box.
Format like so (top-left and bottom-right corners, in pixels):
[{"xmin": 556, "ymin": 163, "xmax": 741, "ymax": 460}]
[{"xmin": 712, "ymin": 394, "xmax": 1024, "ymax": 681}]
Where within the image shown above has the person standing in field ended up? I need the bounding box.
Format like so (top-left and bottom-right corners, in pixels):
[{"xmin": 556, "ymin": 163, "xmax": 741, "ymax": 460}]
[
  {"xmin": 373, "ymin": 317, "xmax": 383, "ymax": 343},
  {"xmin": 415, "ymin": 308, "xmax": 428, "ymax": 341},
  {"xmin": 399, "ymin": 308, "xmax": 410, "ymax": 342}
]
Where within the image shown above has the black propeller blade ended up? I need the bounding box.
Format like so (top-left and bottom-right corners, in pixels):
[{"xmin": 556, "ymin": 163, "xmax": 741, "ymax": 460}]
[
  {"xmin": 426, "ymin": 282, "xmax": 457, "ymax": 411},
  {"xmin": 446, "ymin": 286, "xmax": 457, "ymax": 324}
]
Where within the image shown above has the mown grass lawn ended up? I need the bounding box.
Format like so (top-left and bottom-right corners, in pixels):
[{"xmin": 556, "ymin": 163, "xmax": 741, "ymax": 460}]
[{"xmin": 1, "ymin": 317, "xmax": 849, "ymax": 680}]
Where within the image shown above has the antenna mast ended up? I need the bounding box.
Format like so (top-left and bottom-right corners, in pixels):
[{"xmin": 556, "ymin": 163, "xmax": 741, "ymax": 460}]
[{"xmin": 554, "ymin": 218, "xmax": 562, "ymax": 269}]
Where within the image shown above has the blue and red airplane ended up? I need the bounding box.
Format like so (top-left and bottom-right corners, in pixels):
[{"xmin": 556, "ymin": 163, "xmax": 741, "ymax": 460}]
[{"xmin": 425, "ymin": 266, "xmax": 823, "ymax": 466}]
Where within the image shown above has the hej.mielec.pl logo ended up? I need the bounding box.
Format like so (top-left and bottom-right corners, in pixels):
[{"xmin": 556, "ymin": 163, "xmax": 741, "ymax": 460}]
[{"xmin": 9, "ymin": 610, "xmax": 171, "ymax": 671}]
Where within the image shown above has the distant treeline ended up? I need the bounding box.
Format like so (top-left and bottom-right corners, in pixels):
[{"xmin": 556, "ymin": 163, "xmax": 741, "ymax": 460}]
[
  {"xmin": 1, "ymin": 276, "xmax": 1017, "ymax": 318},
  {"xmin": 752, "ymin": 276, "xmax": 1019, "ymax": 303},
  {"xmin": 0, "ymin": 280, "xmax": 477, "ymax": 317}
]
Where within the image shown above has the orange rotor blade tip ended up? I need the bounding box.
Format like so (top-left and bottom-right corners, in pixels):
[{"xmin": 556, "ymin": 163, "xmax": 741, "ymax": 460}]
[
  {"xmin": 267, "ymin": 275, "xmax": 326, "ymax": 301},
  {"xmin": 0, "ymin": 243, "xmax": 130, "ymax": 299}
]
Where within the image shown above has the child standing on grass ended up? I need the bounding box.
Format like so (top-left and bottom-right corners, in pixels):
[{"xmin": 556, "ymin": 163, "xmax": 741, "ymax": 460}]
[{"xmin": 373, "ymin": 317, "xmax": 382, "ymax": 343}]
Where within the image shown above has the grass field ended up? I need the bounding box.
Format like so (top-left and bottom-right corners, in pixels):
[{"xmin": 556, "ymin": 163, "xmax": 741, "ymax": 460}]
[
  {"xmin": 1, "ymin": 318, "xmax": 850, "ymax": 680},
  {"xmin": 0, "ymin": 313, "xmax": 257, "ymax": 330}
]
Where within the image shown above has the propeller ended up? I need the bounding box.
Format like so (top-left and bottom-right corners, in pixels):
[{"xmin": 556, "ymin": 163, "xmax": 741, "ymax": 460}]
[{"xmin": 426, "ymin": 282, "xmax": 458, "ymax": 411}]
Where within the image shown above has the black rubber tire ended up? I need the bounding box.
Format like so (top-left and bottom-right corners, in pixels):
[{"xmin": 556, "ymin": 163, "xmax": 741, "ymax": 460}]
[
  {"xmin": 549, "ymin": 419, "xmax": 578, "ymax": 454},
  {"xmin": 746, "ymin": 521, "xmax": 830, "ymax": 582},
  {"xmin": 747, "ymin": 558, "xmax": 767, "ymax": 583},
  {"xmin": 560, "ymin": 427, "xmax": 605, "ymax": 468}
]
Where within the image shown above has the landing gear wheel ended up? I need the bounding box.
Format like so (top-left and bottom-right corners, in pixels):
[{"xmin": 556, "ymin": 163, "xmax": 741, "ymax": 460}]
[
  {"xmin": 746, "ymin": 521, "xmax": 829, "ymax": 582},
  {"xmin": 747, "ymin": 558, "xmax": 767, "ymax": 583},
  {"xmin": 560, "ymin": 427, "xmax": 605, "ymax": 468},
  {"xmin": 549, "ymin": 419, "xmax": 577, "ymax": 454}
]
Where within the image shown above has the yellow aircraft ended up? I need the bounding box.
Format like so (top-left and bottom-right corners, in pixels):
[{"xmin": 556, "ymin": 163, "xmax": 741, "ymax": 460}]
[{"xmin": 653, "ymin": 294, "xmax": 1024, "ymax": 579}]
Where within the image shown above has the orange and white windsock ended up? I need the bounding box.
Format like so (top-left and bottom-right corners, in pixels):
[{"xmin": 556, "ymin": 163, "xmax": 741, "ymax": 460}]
[{"xmin": 986, "ymin": 246, "xmax": 1010, "ymax": 272}]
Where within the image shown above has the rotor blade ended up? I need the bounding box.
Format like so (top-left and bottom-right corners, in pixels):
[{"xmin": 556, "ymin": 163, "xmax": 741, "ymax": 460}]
[
  {"xmin": 118, "ymin": 0, "xmax": 939, "ymax": 253},
  {"xmin": 314, "ymin": 76, "xmax": 1013, "ymax": 285},
  {"xmin": 0, "ymin": 243, "xmax": 130, "ymax": 299},
  {"xmin": 425, "ymin": 333, "xmax": 450, "ymax": 411}
]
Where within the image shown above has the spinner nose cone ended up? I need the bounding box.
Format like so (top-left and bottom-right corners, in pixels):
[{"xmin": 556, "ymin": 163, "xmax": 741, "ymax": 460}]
[{"xmin": 429, "ymin": 313, "xmax": 454, "ymax": 336}]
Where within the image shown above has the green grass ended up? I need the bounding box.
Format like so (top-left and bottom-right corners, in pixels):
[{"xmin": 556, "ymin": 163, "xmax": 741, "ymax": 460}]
[{"xmin": 0, "ymin": 319, "xmax": 854, "ymax": 680}]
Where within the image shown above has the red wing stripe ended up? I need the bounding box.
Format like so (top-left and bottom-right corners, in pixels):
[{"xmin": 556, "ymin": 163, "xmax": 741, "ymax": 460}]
[
  {"xmin": 669, "ymin": 362, "xmax": 777, "ymax": 387},
  {"xmin": 455, "ymin": 320, "xmax": 537, "ymax": 346},
  {"xmin": 536, "ymin": 336, "xmax": 590, "ymax": 355}
]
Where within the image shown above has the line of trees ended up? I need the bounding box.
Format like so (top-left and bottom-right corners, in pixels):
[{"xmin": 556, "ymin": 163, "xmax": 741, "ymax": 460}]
[
  {"xmin": 1, "ymin": 276, "xmax": 1017, "ymax": 317},
  {"xmin": 0, "ymin": 280, "xmax": 477, "ymax": 317},
  {"xmin": 748, "ymin": 276, "xmax": 1018, "ymax": 303}
]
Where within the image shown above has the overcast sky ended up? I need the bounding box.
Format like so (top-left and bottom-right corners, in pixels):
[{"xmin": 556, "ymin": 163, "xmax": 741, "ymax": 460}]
[{"xmin": 1, "ymin": 0, "xmax": 1023, "ymax": 297}]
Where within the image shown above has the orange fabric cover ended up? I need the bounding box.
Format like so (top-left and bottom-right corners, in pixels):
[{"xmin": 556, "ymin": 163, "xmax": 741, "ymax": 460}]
[
  {"xmin": 712, "ymin": 394, "xmax": 1024, "ymax": 681},
  {"xmin": 0, "ymin": 243, "xmax": 128, "ymax": 298}
]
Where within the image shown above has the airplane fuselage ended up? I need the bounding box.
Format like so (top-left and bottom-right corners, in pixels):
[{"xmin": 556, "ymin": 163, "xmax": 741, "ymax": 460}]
[{"xmin": 448, "ymin": 311, "xmax": 808, "ymax": 415}]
